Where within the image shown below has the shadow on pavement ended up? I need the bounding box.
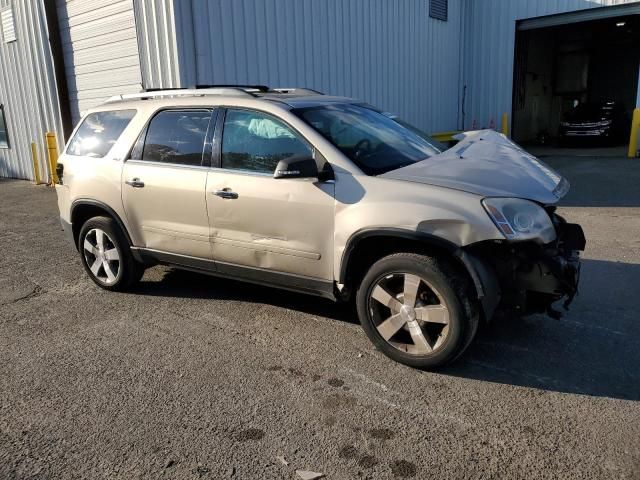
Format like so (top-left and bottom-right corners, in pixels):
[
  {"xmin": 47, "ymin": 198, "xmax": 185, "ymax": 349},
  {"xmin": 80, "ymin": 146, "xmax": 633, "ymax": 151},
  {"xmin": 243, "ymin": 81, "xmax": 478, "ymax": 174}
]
[
  {"xmin": 133, "ymin": 258, "xmax": 639, "ymax": 401},
  {"xmin": 133, "ymin": 267, "xmax": 356, "ymax": 324},
  {"xmin": 443, "ymin": 258, "xmax": 640, "ymax": 401}
]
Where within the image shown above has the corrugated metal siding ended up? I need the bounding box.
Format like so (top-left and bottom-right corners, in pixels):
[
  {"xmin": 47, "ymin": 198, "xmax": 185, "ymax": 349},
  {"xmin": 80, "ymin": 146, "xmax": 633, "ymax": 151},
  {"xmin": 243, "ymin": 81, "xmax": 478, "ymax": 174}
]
[
  {"xmin": 138, "ymin": 0, "xmax": 465, "ymax": 134},
  {"xmin": 462, "ymin": 0, "xmax": 640, "ymax": 131},
  {"xmin": 57, "ymin": 0, "xmax": 142, "ymax": 124},
  {"xmin": 0, "ymin": 0, "xmax": 64, "ymax": 180},
  {"xmin": 133, "ymin": 0, "xmax": 182, "ymax": 89}
]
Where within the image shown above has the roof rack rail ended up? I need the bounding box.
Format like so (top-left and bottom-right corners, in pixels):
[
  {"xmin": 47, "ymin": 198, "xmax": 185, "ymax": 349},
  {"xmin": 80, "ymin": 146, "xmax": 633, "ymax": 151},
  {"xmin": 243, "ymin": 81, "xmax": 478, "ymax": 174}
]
[
  {"xmin": 105, "ymin": 87, "xmax": 255, "ymax": 103},
  {"xmin": 104, "ymin": 85, "xmax": 325, "ymax": 103}
]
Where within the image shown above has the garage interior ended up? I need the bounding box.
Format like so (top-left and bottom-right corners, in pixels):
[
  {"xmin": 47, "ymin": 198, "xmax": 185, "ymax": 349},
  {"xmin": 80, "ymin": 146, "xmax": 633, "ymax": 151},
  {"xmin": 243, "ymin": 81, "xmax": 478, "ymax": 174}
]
[{"xmin": 512, "ymin": 12, "xmax": 640, "ymax": 155}]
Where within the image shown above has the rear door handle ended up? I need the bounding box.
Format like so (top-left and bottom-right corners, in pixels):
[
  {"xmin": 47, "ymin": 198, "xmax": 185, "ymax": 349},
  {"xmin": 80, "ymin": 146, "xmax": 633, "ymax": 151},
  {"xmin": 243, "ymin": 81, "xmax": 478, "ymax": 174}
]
[
  {"xmin": 214, "ymin": 189, "xmax": 238, "ymax": 199},
  {"xmin": 125, "ymin": 178, "xmax": 145, "ymax": 188}
]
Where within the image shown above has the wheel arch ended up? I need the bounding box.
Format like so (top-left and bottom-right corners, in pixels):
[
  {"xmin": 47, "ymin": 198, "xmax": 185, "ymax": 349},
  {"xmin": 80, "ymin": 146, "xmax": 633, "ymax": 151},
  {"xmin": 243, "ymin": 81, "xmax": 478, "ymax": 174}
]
[
  {"xmin": 339, "ymin": 228, "xmax": 500, "ymax": 320},
  {"xmin": 70, "ymin": 200, "xmax": 133, "ymax": 250}
]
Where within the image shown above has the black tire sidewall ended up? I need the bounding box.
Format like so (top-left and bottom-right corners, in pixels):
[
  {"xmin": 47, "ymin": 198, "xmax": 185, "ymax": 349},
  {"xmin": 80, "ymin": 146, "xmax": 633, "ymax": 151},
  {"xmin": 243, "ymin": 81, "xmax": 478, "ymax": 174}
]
[
  {"xmin": 78, "ymin": 216, "xmax": 134, "ymax": 291},
  {"xmin": 357, "ymin": 254, "xmax": 468, "ymax": 369}
]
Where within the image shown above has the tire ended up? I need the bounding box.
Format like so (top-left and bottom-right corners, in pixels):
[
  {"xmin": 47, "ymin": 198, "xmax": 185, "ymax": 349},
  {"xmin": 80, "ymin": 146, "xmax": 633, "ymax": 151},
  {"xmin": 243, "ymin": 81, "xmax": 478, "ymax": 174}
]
[
  {"xmin": 78, "ymin": 216, "xmax": 144, "ymax": 291},
  {"xmin": 356, "ymin": 253, "xmax": 478, "ymax": 369}
]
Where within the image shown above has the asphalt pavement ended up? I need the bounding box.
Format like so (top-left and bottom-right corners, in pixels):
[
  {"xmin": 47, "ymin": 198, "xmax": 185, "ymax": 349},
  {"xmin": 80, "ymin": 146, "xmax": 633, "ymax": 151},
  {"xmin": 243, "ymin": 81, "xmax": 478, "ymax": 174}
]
[{"xmin": 1, "ymin": 155, "xmax": 639, "ymax": 479}]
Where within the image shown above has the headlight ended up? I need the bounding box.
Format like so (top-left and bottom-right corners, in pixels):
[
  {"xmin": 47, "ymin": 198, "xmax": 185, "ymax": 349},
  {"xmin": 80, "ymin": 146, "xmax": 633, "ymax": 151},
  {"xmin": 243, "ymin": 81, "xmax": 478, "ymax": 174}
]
[{"xmin": 482, "ymin": 197, "xmax": 556, "ymax": 243}]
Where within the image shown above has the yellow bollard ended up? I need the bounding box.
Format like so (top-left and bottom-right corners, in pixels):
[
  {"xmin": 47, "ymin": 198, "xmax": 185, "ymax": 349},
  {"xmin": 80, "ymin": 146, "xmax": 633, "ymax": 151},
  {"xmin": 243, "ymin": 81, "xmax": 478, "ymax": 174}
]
[
  {"xmin": 46, "ymin": 132, "xmax": 59, "ymax": 184},
  {"xmin": 501, "ymin": 112, "xmax": 509, "ymax": 137},
  {"xmin": 30, "ymin": 142, "xmax": 42, "ymax": 184},
  {"xmin": 628, "ymin": 108, "xmax": 640, "ymax": 158}
]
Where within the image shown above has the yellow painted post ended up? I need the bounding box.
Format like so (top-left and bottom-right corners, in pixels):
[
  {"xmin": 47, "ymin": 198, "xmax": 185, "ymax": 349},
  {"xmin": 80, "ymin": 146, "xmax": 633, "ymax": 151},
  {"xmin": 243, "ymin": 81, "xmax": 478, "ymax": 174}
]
[
  {"xmin": 45, "ymin": 132, "xmax": 59, "ymax": 184},
  {"xmin": 30, "ymin": 142, "xmax": 42, "ymax": 184},
  {"xmin": 628, "ymin": 108, "xmax": 640, "ymax": 158},
  {"xmin": 501, "ymin": 112, "xmax": 509, "ymax": 137}
]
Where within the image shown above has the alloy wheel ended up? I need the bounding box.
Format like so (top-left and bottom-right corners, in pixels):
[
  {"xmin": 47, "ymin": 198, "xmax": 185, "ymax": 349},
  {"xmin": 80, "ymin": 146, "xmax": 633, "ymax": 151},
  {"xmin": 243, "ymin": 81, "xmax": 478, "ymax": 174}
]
[
  {"xmin": 368, "ymin": 273, "xmax": 450, "ymax": 355},
  {"xmin": 83, "ymin": 228, "xmax": 120, "ymax": 285}
]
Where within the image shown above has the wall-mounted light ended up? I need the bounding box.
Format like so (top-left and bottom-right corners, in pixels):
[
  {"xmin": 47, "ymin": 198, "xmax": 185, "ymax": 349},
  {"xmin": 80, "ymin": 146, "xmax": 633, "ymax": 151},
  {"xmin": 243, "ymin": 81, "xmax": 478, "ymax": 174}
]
[{"xmin": 616, "ymin": 21, "xmax": 626, "ymax": 27}]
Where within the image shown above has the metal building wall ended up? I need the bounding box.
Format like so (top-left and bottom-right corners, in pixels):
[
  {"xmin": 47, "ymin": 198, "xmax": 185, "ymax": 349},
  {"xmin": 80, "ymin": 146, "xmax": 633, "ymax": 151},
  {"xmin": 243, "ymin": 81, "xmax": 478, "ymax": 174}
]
[
  {"xmin": 57, "ymin": 0, "xmax": 143, "ymax": 124},
  {"xmin": 0, "ymin": 0, "xmax": 64, "ymax": 181},
  {"xmin": 462, "ymin": 0, "xmax": 640, "ymax": 131},
  {"xmin": 133, "ymin": 0, "xmax": 182, "ymax": 89},
  {"xmin": 137, "ymin": 0, "xmax": 465, "ymax": 134}
]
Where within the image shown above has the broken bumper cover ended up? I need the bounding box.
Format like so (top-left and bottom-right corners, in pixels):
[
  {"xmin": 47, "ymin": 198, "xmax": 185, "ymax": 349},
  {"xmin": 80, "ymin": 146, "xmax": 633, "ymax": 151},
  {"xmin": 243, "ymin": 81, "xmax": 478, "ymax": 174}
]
[
  {"xmin": 513, "ymin": 222, "xmax": 585, "ymax": 315},
  {"xmin": 467, "ymin": 221, "xmax": 586, "ymax": 318}
]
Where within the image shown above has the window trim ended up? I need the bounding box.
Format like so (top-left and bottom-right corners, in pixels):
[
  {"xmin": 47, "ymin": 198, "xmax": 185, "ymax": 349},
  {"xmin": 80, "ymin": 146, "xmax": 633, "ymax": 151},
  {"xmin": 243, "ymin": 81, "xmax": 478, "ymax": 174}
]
[
  {"xmin": 127, "ymin": 107, "xmax": 216, "ymax": 168},
  {"xmin": 214, "ymin": 106, "xmax": 315, "ymax": 175},
  {"xmin": 0, "ymin": 104, "xmax": 10, "ymax": 149}
]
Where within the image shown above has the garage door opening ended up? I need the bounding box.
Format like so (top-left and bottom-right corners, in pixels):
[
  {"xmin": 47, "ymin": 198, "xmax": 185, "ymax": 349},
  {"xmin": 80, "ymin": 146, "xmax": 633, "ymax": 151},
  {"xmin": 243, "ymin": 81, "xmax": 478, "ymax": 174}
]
[{"xmin": 512, "ymin": 11, "xmax": 640, "ymax": 156}]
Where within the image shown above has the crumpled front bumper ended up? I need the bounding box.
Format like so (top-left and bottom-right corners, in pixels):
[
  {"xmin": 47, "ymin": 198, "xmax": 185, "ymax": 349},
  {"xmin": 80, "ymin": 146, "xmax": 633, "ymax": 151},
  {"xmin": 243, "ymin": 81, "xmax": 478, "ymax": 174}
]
[{"xmin": 466, "ymin": 218, "xmax": 586, "ymax": 319}]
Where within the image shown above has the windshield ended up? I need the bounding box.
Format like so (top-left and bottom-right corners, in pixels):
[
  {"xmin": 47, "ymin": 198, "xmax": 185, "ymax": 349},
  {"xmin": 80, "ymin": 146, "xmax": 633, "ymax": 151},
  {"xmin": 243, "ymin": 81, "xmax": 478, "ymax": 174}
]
[{"xmin": 293, "ymin": 103, "xmax": 442, "ymax": 175}]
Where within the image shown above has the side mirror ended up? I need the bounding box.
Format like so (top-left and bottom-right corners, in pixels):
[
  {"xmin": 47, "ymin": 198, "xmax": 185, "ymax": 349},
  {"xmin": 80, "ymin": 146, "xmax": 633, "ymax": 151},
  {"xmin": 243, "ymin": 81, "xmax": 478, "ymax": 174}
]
[{"xmin": 273, "ymin": 155, "xmax": 318, "ymax": 179}]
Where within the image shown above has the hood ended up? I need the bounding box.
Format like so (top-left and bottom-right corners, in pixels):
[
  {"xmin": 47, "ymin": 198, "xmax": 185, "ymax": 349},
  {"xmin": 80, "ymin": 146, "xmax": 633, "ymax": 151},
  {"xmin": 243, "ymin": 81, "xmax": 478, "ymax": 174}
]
[{"xmin": 381, "ymin": 130, "xmax": 569, "ymax": 205}]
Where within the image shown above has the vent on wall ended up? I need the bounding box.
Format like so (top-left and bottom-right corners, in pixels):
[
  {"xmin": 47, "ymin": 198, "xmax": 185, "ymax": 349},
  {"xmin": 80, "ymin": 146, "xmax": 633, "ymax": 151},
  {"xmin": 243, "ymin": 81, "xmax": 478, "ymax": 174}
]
[
  {"xmin": 1, "ymin": 6, "xmax": 16, "ymax": 43},
  {"xmin": 429, "ymin": 0, "xmax": 448, "ymax": 22}
]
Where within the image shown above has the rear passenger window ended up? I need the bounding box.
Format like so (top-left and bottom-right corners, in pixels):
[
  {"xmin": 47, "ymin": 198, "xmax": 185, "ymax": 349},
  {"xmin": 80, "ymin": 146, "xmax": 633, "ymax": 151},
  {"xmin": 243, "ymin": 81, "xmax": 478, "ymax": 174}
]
[
  {"xmin": 141, "ymin": 110, "xmax": 211, "ymax": 166},
  {"xmin": 67, "ymin": 110, "xmax": 136, "ymax": 158},
  {"xmin": 221, "ymin": 109, "xmax": 312, "ymax": 174}
]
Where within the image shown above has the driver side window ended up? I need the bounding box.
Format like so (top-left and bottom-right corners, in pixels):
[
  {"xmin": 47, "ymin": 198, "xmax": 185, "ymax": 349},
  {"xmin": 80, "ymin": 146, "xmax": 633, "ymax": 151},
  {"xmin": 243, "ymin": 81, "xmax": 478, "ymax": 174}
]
[{"xmin": 221, "ymin": 109, "xmax": 312, "ymax": 174}]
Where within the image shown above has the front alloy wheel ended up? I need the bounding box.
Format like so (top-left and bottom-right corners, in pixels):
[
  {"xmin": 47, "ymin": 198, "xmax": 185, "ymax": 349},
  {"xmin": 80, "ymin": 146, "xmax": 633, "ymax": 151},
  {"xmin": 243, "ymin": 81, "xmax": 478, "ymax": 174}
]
[
  {"xmin": 369, "ymin": 273, "xmax": 450, "ymax": 355},
  {"xmin": 356, "ymin": 253, "xmax": 478, "ymax": 368}
]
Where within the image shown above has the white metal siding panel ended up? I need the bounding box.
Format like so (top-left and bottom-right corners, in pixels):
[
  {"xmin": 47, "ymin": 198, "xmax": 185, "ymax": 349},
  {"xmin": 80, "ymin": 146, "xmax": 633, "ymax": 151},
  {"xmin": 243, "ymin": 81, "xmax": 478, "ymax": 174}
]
[
  {"xmin": 57, "ymin": 0, "xmax": 142, "ymax": 124},
  {"xmin": 137, "ymin": 0, "xmax": 465, "ymax": 134},
  {"xmin": 1, "ymin": 6, "xmax": 16, "ymax": 42},
  {"xmin": 462, "ymin": 0, "xmax": 640, "ymax": 131},
  {"xmin": 133, "ymin": 0, "xmax": 182, "ymax": 89},
  {"xmin": 0, "ymin": 0, "xmax": 64, "ymax": 180}
]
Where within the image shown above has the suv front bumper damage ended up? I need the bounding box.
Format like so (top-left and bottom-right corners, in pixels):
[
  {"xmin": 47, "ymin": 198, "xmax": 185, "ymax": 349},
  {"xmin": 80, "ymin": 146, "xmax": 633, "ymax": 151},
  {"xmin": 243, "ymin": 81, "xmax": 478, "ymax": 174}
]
[{"xmin": 466, "ymin": 219, "xmax": 586, "ymax": 320}]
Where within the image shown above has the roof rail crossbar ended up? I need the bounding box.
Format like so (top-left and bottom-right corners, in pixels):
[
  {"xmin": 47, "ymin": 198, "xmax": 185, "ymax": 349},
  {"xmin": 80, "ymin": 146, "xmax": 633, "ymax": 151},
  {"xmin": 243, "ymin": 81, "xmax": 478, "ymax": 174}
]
[
  {"xmin": 271, "ymin": 88, "xmax": 324, "ymax": 95},
  {"xmin": 193, "ymin": 84, "xmax": 270, "ymax": 92}
]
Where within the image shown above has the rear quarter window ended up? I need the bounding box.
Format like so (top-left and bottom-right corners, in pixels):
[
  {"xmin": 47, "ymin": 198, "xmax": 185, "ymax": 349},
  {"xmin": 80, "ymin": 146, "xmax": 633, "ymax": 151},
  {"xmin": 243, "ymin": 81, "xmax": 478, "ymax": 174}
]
[{"xmin": 67, "ymin": 110, "xmax": 136, "ymax": 158}]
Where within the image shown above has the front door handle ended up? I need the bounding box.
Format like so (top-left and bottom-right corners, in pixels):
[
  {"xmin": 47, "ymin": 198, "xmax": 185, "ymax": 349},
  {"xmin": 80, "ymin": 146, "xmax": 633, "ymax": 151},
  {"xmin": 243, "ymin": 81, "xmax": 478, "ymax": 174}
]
[
  {"xmin": 125, "ymin": 178, "xmax": 145, "ymax": 188},
  {"xmin": 214, "ymin": 188, "xmax": 238, "ymax": 199}
]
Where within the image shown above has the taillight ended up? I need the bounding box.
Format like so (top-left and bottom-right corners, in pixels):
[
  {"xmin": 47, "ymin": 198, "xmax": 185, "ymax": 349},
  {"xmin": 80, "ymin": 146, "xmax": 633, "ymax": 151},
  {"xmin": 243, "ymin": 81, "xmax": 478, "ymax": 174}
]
[{"xmin": 56, "ymin": 163, "xmax": 64, "ymax": 184}]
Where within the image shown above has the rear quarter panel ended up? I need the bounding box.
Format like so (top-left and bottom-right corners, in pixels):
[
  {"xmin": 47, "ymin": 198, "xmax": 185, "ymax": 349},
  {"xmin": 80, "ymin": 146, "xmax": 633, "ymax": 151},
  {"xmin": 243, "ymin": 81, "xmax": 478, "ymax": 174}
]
[{"xmin": 60, "ymin": 108, "xmax": 150, "ymax": 246}]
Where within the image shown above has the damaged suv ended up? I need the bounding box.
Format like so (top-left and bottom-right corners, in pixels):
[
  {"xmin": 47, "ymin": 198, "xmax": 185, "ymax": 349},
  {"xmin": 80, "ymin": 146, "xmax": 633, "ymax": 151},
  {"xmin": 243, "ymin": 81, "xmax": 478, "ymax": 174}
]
[{"xmin": 55, "ymin": 86, "xmax": 585, "ymax": 368}]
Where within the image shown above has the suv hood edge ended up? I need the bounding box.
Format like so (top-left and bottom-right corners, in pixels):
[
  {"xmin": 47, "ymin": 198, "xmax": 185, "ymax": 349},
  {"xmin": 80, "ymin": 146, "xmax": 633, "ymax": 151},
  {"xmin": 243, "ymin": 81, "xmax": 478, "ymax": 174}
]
[{"xmin": 381, "ymin": 130, "xmax": 569, "ymax": 205}]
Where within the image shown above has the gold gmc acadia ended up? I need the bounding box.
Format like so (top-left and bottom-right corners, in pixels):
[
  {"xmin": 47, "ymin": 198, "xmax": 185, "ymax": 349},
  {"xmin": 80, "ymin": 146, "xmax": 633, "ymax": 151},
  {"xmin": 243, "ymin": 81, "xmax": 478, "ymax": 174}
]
[{"xmin": 55, "ymin": 86, "xmax": 585, "ymax": 368}]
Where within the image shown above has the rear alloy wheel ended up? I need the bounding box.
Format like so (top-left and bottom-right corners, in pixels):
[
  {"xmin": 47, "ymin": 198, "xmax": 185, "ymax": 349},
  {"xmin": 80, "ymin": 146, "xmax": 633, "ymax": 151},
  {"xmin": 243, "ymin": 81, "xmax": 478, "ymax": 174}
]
[
  {"xmin": 357, "ymin": 253, "xmax": 478, "ymax": 368},
  {"xmin": 83, "ymin": 228, "xmax": 121, "ymax": 285},
  {"xmin": 79, "ymin": 216, "xmax": 144, "ymax": 291}
]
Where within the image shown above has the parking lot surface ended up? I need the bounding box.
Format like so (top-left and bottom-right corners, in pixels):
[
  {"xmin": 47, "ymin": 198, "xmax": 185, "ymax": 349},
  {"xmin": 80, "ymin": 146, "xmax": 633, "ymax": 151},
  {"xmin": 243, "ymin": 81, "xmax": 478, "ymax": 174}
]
[{"xmin": 1, "ymin": 155, "xmax": 639, "ymax": 479}]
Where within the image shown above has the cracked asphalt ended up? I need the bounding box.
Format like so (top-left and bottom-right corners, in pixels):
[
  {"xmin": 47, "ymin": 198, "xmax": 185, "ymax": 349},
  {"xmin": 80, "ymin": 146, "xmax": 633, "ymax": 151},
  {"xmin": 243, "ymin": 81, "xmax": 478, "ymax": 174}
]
[{"xmin": 1, "ymin": 155, "xmax": 639, "ymax": 479}]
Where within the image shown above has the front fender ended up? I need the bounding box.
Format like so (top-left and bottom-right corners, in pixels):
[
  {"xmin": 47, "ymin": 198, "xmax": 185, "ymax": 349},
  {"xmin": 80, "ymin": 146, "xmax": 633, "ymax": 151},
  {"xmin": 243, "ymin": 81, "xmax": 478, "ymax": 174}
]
[{"xmin": 333, "ymin": 173, "xmax": 503, "ymax": 279}]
